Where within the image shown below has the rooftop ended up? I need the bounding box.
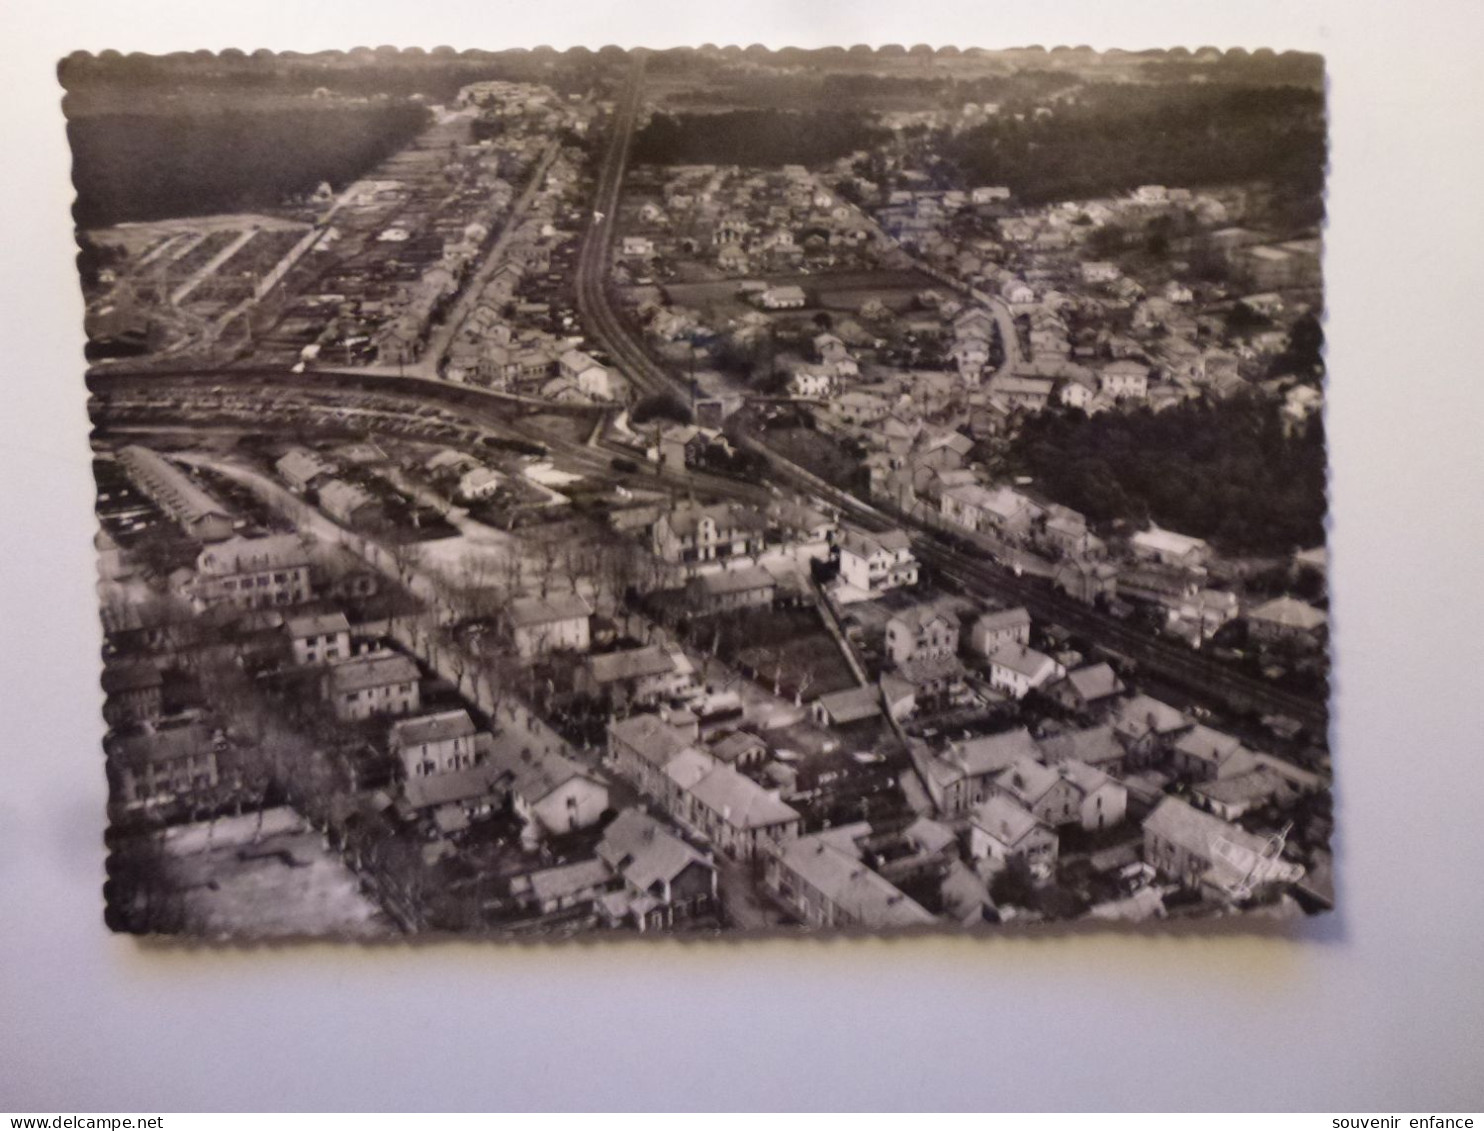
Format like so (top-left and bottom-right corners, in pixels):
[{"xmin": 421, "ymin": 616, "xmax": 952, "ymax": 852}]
[
  {"xmin": 487, "ymin": 731, "xmax": 593, "ymax": 805},
  {"xmin": 815, "ymin": 686, "xmax": 882, "ymax": 725},
  {"xmin": 775, "ymin": 832, "xmax": 935, "ymax": 928},
  {"xmin": 970, "ymin": 794, "xmax": 1046, "ymax": 848},
  {"xmin": 597, "ymin": 808, "xmax": 711, "ymax": 891},
  {"xmin": 1062, "ymin": 662, "xmax": 1126, "ymax": 703},
  {"xmin": 1248, "ymin": 596, "xmax": 1328, "ymax": 631},
  {"xmin": 507, "ymin": 592, "xmax": 593, "ymax": 628},
  {"xmin": 326, "ymin": 652, "xmax": 420, "ymax": 694},
  {"xmin": 586, "ymin": 646, "xmax": 677, "ymax": 685},
  {"xmin": 390, "ymin": 709, "xmax": 476, "ymax": 749},
  {"xmin": 688, "ymin": 764, "xmax": 800, "ymax": 830},
  {"xmin": 286, "ymin": 611, "xmax": 350, "ymax": 640}
]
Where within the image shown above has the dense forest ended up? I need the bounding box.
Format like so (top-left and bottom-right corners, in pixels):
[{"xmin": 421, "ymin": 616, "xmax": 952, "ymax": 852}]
[
  {"xmin": 1006, "ymin": 392, "xmax": 1327, "ymax": 556},
  {"xmin": 943, "ymin": 84, "xmax": 1326, "ymax": 211},
  {"xmin": 59, "ymin": 48, "xmax": 611, "ymax": 105},
  {"xmin": 632, "ymin": 109, "xmax": 889, "ymax": 168},
  {"xmin": 68, "ymin": 102, "xmax": 431, "ymax": 227}
]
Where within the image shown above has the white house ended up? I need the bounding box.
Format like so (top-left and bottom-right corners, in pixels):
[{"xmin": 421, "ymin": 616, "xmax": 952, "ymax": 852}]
[
  {"xmin": 558, "ymin": 349, "xmax": 619, "ymax": 402},
  {"xmin": 457, "ymin": 466, "xmax": 504, "ymax": 501},
  {"xmin": 969, "ymin": 607, "xmax": 1032, "ymax": 656},
  {"xmin": 1099, "ymin": 359, "xmax": 1150, "ymax": 400},
  {"xmin": 391, "ymin": 709, "xmax": 479, "ymax": 779},
  {"xmin": 487, "ymin": 732, "xmax": 610, "ymax": 837},
  {"xmin": 286, "ymin": 611, "xmax": 351, "ymax": 667},
  {"xmin": 837, "ymin": 527, "xmax": 919, "ymax": 596},
  {"xmin": 968, "ymin": 795, "xmax": 1058, "ymax": 879},
  {"xmin": 1130, "ymin": 527, "xmax": 1211, "ymax": 571},
  {"xmin": 757, "ymin": 285, "xmax": 807, "ymax": 310},
  {"xmin": 984, "ymin": 641, "xmax": 1066, "ymax": 699},
  {"xmin": 507, "ymin": 593, "xmax": 593, "ymax": 660}
]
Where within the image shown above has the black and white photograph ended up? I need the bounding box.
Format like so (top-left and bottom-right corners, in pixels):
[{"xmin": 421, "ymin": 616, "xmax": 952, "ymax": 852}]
[{"xmin": 67, "ymin": 43, "xmax": 1335, "ymax": 940}]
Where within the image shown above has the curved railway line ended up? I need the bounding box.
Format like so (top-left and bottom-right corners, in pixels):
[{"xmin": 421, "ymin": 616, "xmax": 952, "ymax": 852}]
[
  {"xmin": 565, "ymin": 61, "xmax": 1330, "ymax": 737},
  {"xmin": 92, "ymin": 57, "xmax": 1329, "ymax": 739}
]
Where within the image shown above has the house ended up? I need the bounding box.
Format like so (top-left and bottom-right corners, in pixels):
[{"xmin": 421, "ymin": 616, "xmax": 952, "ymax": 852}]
[
  {"xmin": 1000, "ymin": 278, "xmax": 1036, "ymax": 306},
  {"xmin": 275, "ymin": 447, "xmax": 337, "ymax": 493},
  {"xmin": 897, "ymin": 654, "xmax": 969, "ymax": 702},
  {"xmin": 984, "ymin": 641, "xmax": 1066, "ymax": 699},
  {"xmin": 324, "ymin": 652, "xmax": 421, "ymax": 721},
  {"xmin": 837, "ymin": 528, "xmax": 919, "ymax": 596},
  {"xmin": 1054, "ymin": 560, "xmax": 1120, "ymax": 605},
  {"xmin": 709, "ymin": 730, "xmax": 769, "ymax": 769},
  {"xmin": 1057, "ymin": 760, "xmax": 1128, "ymax": 830},
  {"xmin": 971, "ymin": 185, "xmax": 1011, "ymax": 204},
  {"xmin": 811, "ymin": 686, "xmax": 882, "ymax": 728},
  {"xmin": 648, "ymin": 424, "xmax": 713, "ymax": 470},
  {"xmin": 969, "ymin": 607, "xmax": 1032, "ymax": 656},
  {"xmin": 1142, "ymin": 795, "xmax": 1304, "ymax": 902},
  {"xmin": 1246, "ymin": 596, "xmax": 1328, "ymax": 646},
  {"xmin": 391, "ymin": 709, "xmax": 480, "ymax": 780},
  {"xmin": 987, "ymin": 374, "xmax": 1055, "ymax": 411},
  {"xmin": 106, "ymin": 722, "xmax": 221, "ymax": 810},
  {"xmin": 457, "ymin": 466, "xmax": 504, "ymax": 502},
  {"xmin": 827, "ymin": 390, "xmax": 892, "ymax": 426},
  {"xmin": 285, "ymin": 611, "xmax": 351, "ymax": 667},
  {"xmin": 992, "ymin": 756, "xmax": 1084, "ymax": 827},
  {"xmin": 651, "ymin": 502, "xmax": 768, "ymax": 567},
  {"xmin": 1099, "ymin": 359, "xmax": 1150, "ymax": 400},
  {"xmin": 558, "ymin": 348, "xmax": 620, "ymax": 402},
  {"xmin": 101, "ymin": 659, "xmax": 163, "ymax": 727},
  {"xmin": 506, "ymin": 593, "xmax": 592, "ymax": 660},
  {"xmin": 757, "ymin": 284, "xmax": 806, "ymax": 310},
  {"xmin": 1045, "ymin": 662, "xmax": 1126, "ymax": 716},
  {"xmin": 578, "ymin": 644, "xmax": 696, "ymax": 709},
  {"xmin": 1130, "ymin": 527, "xmax": 1211, "ymax": 572},
  {"xmin": 767, "ymin": 500, "xmax": 838, "ymax": 557},
  {"xmin": 1110, "ymin": 694, "xmax": 1191, "ymax": 769},
  {"xmin": 968, "ymin": 795, "xmax": 1058, "ymax": 879},
  {"xmin": 923, "ymin": 727, "xmax": 1044, "ymax": 817},
  {"xmin": 608, "ymin": 713, "xmax": 712, "ymax": 819},
  {"xmin": 400, "ymin": 761, "xmax": 503, "ymax": 824},
  {"xmin": 595, "ymin": 808, "xmax": 718, "ymax": 931},
  {"xmin": 1170, "ymin": 724, "xmax": 1260, "ymax": 782},
  {"xmin": 1039, "ymin": 509, "xmax": 1104, "ymax": 560},
  {"xmin": 486, "ymin": 731, "xmax": 610, "ymax": 836},
  {"xmin": 116, "ymin": 446, "xmax": 235, "ymax": 543},
  {"xmin": 1080, "ymin": 260, "xmax": 1120, "ymax": 284},
  {"xmin": 765, "ymin": 825, "xmax": 936, "ymax": 930},
  {"xmin": 516, "ymin": 857, "xmax": 617, "ymax": 916},
  {"xmin": 620, "ymin": 235, "xmax": 655, "ymax": 258},
  {"xmin": 813, "ymin": 332, "xmax": 851, "ymax": 364},
  {"xmin": 717, "ymin": 244, "xmax": 749, "ymax": 273},
  {"xmin": 788, "ymin": 366, "xmax": 836, "ymax": 399},
  {"xmin": 885, "ymin": 602, "xmax": 961, "ymax": 665},
  {"xmin": 318, "ymin": 479, "xmax": 383, "ymax": 530},
  {"xmin": 940, "ymin": 484, "xmax": 1040, "ymax": 540},
  {"xmin": 1190, "ymin": 767, "xmax": 1304, "ymax": 822},
  {"xmin": 1037, "ymin": 724, "xmax": 1128, "ymax": 775},
  {"xmin": 687, "ymin": 566, "xmax": 777, "ymax": 615},
  {"xmin": 193, "ymin": 534, "xmax": 312, "ymax": 612},
  {"xmin": 687, "ymin": 763, "xmax": 803, "ymax": 861}
]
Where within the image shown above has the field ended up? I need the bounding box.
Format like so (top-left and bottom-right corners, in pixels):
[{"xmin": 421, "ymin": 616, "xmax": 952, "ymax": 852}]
[
  {"xmin": 160, "ymin": 808, "xmax": 393, "ymax": 939},
  {"xmin": 708, "ymin": 605, "xmax": 859, "ymax": 703}
]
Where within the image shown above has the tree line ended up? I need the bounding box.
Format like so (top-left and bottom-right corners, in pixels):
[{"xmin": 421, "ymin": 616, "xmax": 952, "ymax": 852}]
[
  {"xmin": 68, "ymin": 102, "xmax": 431, "ymax": 227},
  {"xmin": 943, "ymin": 83, "xmax": 1326, "ymax": 210},
  {"xmin": 632, "ymin": 109, "xmax": 889, "ymax": 168},
  {"xmin": 1006, "ymin": 391, "xmax": 1327, "ymax": 556}
]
